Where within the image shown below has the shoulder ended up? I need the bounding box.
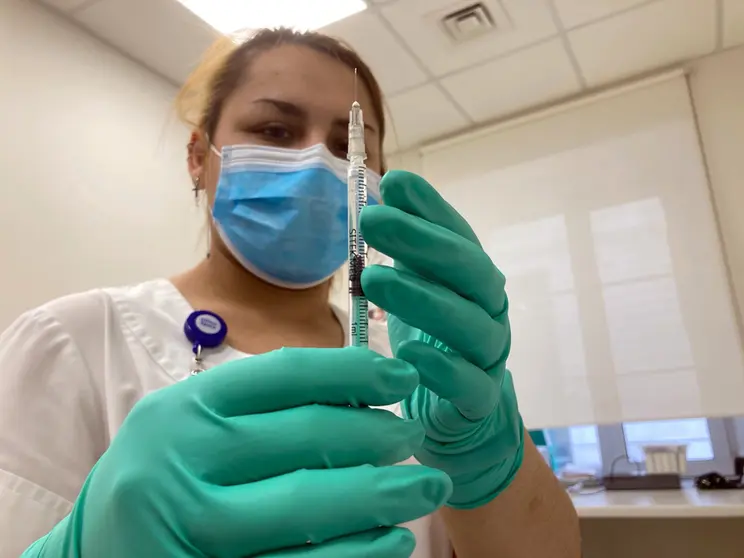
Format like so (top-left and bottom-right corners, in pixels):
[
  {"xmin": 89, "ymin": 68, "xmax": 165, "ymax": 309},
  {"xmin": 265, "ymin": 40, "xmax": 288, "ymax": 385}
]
[
  {"xmin": 20, "ymin": 288, "xmax": 117, "ymax": 342},
  {"xmin": 2, "ymin": 280, "xmax": 160, "ymax": 348},
  {"xmin": 0, "ymin": 279, "xmax": 183, "ymax": 379},
  {"xmin": 42, "ymin": 279, "xmax": 177, "ymax": 331},
  {"xmin": 0, "ymin": 284, "xmax": 170, "ymax": 509},
  {"xmin": 0, "ymin": 288, "xmax": 111, "ymax": 367}
]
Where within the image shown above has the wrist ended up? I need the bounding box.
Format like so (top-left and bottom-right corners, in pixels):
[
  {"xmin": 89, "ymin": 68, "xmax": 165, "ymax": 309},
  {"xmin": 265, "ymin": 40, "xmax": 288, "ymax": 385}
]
[{"xmin": 448, "ymin": 428, "xmax": 525, "ymax": 509}]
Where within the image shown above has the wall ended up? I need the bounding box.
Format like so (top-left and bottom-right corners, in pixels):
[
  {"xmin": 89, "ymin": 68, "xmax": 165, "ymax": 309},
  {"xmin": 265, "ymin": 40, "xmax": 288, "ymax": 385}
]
[{"xmin": 0, "ymin": 0, "xmax": 202, "ymax": 329}]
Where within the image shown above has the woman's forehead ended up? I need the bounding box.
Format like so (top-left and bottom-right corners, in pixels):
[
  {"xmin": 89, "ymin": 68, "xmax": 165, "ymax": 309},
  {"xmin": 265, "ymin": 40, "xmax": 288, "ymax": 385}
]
[{"xmin": 230, "ymin": 45, "xmax": 380, "ymax": 128}]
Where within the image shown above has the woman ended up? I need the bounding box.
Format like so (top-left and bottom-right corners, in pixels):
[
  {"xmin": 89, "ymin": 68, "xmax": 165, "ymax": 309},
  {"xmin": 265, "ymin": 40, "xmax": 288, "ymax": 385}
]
[{"xmin": 0, "ymin": 28, "xmax": 580, "ymax": 557}]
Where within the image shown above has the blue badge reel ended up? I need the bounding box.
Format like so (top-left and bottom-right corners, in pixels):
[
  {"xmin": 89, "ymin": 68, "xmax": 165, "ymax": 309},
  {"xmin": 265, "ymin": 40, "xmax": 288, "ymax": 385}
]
[{"xmin": 184, "ymin": 310, "xmax": 227, "ymax": 375}]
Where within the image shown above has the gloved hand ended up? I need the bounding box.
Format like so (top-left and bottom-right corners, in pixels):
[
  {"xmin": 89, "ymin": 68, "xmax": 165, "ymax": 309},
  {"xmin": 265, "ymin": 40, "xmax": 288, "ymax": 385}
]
[
  {"xmin": 361, "ymin": 170, "xmax": 524, "ymax": 510},
  {"xmin": 23, "ymin": 347, "xmax": 452, "ymax": 558}
]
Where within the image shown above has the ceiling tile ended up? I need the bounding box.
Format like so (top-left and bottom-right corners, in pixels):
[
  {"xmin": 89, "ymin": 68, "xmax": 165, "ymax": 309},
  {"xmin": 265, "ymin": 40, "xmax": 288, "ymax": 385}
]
[
  {"xmin": 386, "ymin": 84, "xmax": 469, "ymax": 149},
  {"xmin": 380, "ymin": 0, "xmax": 558, "ymax": 77},
  {"xmin": 73, "ymin": 0, "xmax": 218, "ymax": 84},
  {"xmin": 440, "ymin": 38, "xmax": 581, "ymax": 122},
  {"xmin": 723, "ymin": 0, "xmax": 744, "ymax": 48},
  {"xmin": 37, "ymin": 0, "xmax": 100, "ymax": 12},
  {"xmin": 321, "ymin": 10, "xmax": 428, "ymax": 96},
  {"xmin": 553, "ymin": 0, "xmax": 651, "ymax": 29},
  {"xmin": 568, "ymin": 0, "xmax": 717, "ymax": 87}
]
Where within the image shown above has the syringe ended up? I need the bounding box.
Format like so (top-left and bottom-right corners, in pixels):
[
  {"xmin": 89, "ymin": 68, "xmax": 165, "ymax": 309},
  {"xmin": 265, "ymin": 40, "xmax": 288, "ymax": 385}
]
[{"xmin": 347, "ymin": 73, "xmax": 369, "ymax": 348}]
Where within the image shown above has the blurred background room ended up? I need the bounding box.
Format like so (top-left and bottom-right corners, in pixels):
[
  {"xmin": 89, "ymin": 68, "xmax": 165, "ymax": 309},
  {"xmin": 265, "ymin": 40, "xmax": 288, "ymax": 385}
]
[{"xmin": 3, "ymin": 0, "xmax": 744, "ymax": 555}]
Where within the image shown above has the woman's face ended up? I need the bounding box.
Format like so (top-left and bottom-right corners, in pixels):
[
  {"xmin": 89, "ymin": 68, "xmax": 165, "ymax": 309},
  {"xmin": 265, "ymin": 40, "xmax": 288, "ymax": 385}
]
[{"xmin": 192, "ymin": 44, "xmax": 383, "ymax": 205}]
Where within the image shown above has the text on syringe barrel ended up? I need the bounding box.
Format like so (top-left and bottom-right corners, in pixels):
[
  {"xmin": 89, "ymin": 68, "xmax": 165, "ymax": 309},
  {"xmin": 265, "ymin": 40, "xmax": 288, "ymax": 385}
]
[{"xmin": 348, "ymin": 164, "xmax": 368, "ymax": 295}]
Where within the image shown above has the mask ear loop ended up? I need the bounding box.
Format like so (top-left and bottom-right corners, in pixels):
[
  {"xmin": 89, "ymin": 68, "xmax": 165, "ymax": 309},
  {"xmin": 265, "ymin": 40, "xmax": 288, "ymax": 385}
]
[{"xmin": 203, "ymin": 141, "xmax": 224, "ymax": 259}]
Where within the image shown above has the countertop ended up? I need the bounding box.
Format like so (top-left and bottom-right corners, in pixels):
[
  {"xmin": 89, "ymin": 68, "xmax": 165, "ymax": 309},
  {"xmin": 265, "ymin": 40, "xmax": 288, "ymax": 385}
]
[{"xmin": 571, "ymin": 487, "xmax": 744, "ymax": 518}]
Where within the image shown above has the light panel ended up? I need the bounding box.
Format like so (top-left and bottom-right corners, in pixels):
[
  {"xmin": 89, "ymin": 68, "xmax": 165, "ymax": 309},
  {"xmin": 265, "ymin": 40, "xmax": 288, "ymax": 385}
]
[{"xmin": 177, "ymin": 0, "xmax": 367, "ymax": 34}]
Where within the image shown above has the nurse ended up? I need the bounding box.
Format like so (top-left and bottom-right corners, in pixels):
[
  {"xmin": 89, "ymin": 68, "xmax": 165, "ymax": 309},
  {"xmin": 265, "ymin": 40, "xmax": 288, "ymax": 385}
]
[{"xmin": 0, "ymin": 28, "xmax": 580, "ymax": 557}]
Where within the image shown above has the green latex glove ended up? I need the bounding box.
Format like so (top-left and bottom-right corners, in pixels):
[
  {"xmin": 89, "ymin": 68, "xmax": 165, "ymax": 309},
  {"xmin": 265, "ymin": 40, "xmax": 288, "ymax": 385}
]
[
  {"xmin": 361, "ymin": 170, "xmax": 524, "ymax": 510},
  {"xmin": 22, "ymin": 347, "xmax": 452, "ymax": 558}
]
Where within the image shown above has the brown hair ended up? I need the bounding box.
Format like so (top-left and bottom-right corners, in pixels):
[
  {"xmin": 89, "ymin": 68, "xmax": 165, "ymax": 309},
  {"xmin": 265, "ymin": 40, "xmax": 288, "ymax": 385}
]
[{"xmin": 175, "ymin": 28, "xmax": 386, "ymax": 159}]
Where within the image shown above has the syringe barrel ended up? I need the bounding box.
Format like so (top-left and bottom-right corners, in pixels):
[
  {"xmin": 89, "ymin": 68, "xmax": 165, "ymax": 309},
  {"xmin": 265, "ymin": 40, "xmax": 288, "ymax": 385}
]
[
  {"xmin": 348, "ymin": 102, "xmax": 366, "ymax": 160},
  {"xmin": 348, "ymin": 132, "xmax": 365, "ymax": 158},
  {"xmin": 347, "ymin": 99, "xmax": 370, "ymax": 348}
]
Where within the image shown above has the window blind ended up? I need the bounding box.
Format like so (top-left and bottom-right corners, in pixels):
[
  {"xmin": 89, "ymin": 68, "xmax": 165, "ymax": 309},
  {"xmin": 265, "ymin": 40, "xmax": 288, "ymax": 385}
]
[{"xmin": 420, "ymin": 73, "xmax": 744, "ymax": 428}]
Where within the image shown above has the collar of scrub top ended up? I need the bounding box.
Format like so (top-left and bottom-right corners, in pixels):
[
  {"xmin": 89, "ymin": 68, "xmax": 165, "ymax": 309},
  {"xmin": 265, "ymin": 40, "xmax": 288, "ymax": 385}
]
[{"xmin": 184, "ymin": 310, "xmax": 228, "ymax": 375}]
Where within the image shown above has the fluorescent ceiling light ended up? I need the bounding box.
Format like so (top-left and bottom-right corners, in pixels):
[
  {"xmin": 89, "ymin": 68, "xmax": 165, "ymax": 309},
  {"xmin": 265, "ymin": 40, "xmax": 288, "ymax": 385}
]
[{"xmin": 177, "ymin": 0, "xmax": 367, "ymax": 34}]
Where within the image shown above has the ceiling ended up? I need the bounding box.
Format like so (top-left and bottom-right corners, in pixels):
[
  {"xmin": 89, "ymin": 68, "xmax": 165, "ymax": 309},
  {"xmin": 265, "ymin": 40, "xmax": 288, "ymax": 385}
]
[{"xmin": 38, "ymin": 0, "xmax": 744, "ymax": 154}]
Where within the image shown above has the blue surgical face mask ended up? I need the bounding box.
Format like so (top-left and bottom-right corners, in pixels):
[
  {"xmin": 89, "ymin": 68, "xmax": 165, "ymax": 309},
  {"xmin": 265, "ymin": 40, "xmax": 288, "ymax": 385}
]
[{"xmin": 211, "ymin": 143, "xmax": 381, "ymax": 289}]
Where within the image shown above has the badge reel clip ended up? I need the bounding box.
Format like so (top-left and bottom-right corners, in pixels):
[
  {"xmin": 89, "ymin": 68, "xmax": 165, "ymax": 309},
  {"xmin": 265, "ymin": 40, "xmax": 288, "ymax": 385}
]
[{"xmin": 184, "ymin": 310, "xmax": 228, "ymax": 375}]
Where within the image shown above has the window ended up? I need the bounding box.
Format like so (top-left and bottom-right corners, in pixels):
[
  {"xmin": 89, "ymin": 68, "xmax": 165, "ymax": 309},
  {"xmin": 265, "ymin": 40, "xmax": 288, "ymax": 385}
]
[
  {"xmin": 546, "ymin": 425, "xmax": 602, "ymax": 473},
  {"xmin": 546, "ymin": 418, "xmax": 733, "ymax": 476},
  {"xmin": 623, "ymin": 418, "xmax": 713, "ymax": 463}
]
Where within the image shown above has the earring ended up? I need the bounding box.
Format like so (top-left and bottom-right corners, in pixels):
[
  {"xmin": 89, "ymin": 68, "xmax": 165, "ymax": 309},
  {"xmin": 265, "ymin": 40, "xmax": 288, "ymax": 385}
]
[{"xmin": 192, "ymin": 176, "xmax": 201, "ymax": 202}]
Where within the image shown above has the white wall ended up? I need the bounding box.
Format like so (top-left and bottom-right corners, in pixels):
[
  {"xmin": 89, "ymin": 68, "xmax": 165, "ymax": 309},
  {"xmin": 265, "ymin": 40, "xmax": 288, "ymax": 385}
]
[{"xmin": 0, "ymin": 0, "xmax": 202, "ymax": 329}]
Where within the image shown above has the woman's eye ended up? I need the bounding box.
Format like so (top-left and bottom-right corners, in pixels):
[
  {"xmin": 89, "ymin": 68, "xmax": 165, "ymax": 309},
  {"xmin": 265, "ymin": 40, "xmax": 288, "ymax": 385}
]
[{"xmin": 258, "ymin": 125, "xmax": 292, "ymax": 141}]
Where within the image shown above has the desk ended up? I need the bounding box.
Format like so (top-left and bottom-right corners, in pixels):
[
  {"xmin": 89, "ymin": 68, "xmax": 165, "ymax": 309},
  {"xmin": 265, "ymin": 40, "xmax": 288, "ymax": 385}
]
[
  {"xmin": 572, "ymin": 487, "xmax": 744, "ymax": 518},
  {"xmin": 571, "ymin": 489, "xmax": 744, "ymax": 557}
]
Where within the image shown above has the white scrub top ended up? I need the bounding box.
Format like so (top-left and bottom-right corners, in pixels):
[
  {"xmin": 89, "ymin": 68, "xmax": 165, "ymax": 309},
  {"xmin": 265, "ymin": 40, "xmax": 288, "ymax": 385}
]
[{"xmin": 0, "ymin": 279, "xmax": 452, "ymax": 558}]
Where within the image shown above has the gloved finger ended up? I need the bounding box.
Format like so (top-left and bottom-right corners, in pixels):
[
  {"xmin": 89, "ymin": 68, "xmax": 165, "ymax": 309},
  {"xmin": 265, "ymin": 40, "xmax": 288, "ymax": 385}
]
[
  {"xmin": 361, "ymin": 204, "xmax": 506, "ymax": 318},
  {"xmin": 362, "ymin": 265, "xmax": 509, "ymax": 371},
  {"xmin": 397, "ymin": 341, "xmax": 498, "ymax": 421},
  {"xmin": 194, "ymin": 347, "xmax": 418, "ymax": 417},
  {"xmin": 378, "ymin": 170, "xmax": 480, "ymax": 247},
  {"xmin": 257, "ymin": 527, "xmax": 416, "ymax": 558},
  {"xmin": 198, "ymin": 465, "xmax": 452, "ymax": 557},
  {"xmin": 201, "ymin": 405, "xmax": 424, "ymax": 485}
]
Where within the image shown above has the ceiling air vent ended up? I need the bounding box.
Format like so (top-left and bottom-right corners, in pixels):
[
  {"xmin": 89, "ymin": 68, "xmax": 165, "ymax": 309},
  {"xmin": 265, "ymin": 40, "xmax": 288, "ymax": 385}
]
[{"xmin": 441, "ymin": 2, "xmax": 496, "ymax": 44}]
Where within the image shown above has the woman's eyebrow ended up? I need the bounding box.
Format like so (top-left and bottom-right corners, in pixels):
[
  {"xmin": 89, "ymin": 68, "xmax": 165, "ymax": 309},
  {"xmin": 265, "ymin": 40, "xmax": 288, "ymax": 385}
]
[{"xmin": 252, "ymin": 98, "xmax": 306, "ymax": 118}]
